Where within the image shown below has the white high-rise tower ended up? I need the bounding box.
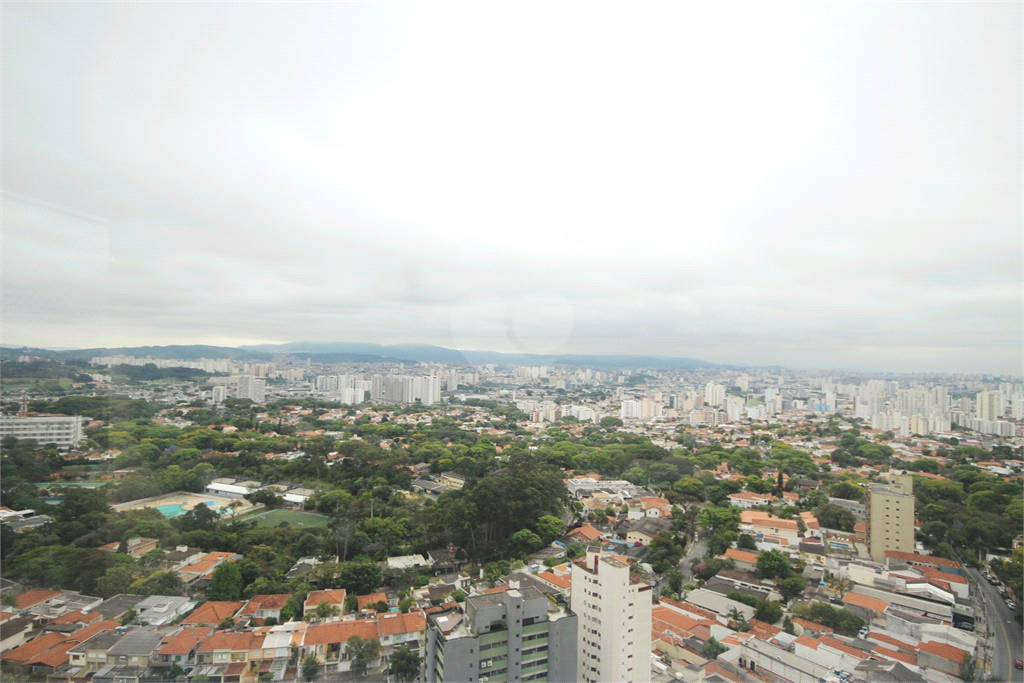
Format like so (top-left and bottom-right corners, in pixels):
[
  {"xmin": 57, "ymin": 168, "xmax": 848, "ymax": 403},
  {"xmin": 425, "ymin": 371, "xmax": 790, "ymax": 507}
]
[{"xmin": 571, "ymin": 550, "xmax": 652, "ymax": 683}]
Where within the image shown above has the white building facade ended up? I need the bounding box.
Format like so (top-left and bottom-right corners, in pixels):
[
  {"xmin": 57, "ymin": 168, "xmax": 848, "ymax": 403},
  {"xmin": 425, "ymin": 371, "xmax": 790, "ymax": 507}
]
[{"xmin": 571, "ymin": 550, "xmax": 652, "ymax": 683}]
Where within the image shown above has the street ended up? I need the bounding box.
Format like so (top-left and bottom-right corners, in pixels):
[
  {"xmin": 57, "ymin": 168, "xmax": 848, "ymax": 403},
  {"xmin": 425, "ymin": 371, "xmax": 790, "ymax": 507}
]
[
  {"xmin": 679, "ymin": 536, "xmax": 708, "ymax": 582},
  {"xmin": 966, "ymin": 568, "xmax": 1023, "ymax": 682}
]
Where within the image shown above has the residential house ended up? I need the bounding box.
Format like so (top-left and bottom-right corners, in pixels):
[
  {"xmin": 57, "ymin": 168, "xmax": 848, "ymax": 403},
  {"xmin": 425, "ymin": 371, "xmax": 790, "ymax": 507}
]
[
  {"xmin": 93, "ymin": 595, "xmax": 145, "ymax": 622},
  {"xmin": 300, "ymin": 620, "xmax": 379, "ymax": 671},
  {"xmin": 66, "ymin": 629, "xmax": 131, "ymax": 675},
  {"xmin": 917, "ymin": 640, "xmax": 971, "ymax": 677},
  {"xmin": 376, "ymin": 611, "xmax": 426, "ymax": 658},
  {"xmin": 566, "ymin": 523, "xmax": 603, "ymax": 545},
  {"xmin": 236, "ymin": 595, "xmax": 291, "ymax": 625},
  {"xmin": 97, "ymin": 537, "xmax": 158, "ymax": 558},
  {"xmin": 103, "ymin": 627, "xmax": 168, "ymax": 669},
  {"xmin": 0, "ymin": 616, "xmax": 34, "ymax": 653},
  {"xmin": 727, "ymin": 492, "xmax": 779, "ymax": 509},
  {"xmin": 181, "ymin": 601, "xmax": 245, "ymax": 627},
  {"xmin": 177, "ymin": 551, "xmax": 241, "ymax": 585},
  {"xmin": 723, "ymin": 548, "xmax": 759, "ymax": 573},
  {"xmin": 303, "ymin": 590, "xmax": 346, "ymax": 618},
  {"xmin": 195, "ymin": 630, "xmax": 264, "ymax": 667},
  {"xmin": 385, "ymin": 554, "xmax": 429, "ymax": 571},
  {"xmin": 622, "ymin": 517, "xmax": 672, "ymax": 546},
  {"xmin": 133, "ymin": 596, "xmax": 195, "ymax": 626}
]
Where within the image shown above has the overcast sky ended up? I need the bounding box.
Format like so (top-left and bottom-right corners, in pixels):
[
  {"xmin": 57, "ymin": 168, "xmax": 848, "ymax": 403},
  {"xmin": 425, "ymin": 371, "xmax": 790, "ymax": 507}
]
[{"xmin": 2, "ymin": 2, "xmax": 1020, "ymax": 374}]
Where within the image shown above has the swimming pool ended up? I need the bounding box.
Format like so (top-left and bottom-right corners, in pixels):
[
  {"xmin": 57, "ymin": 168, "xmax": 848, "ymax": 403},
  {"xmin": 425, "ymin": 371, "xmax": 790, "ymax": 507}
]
[{"xmin": 156, "ymin": 504, "xmax": 187, "ymax": 517}]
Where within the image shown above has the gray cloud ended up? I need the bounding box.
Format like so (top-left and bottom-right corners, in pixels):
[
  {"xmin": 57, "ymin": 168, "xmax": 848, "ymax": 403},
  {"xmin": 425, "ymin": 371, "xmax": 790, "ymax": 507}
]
[{"xmin": 2, "ymin": 2, "xmax": 1020, "ymax": 374}]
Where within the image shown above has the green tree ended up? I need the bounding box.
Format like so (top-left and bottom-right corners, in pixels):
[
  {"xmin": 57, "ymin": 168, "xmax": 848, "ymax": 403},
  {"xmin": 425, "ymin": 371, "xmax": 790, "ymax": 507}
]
[
  {"xmin": 704, "ymin": 636, "xmax": 727, "ymax": 659},
  {"xmin": 756, "ymin": 549, "xmax": 791, "ymax": 580},
  {"xmin": 388, "ymin": 644, "xmax": 420, "ymax": 682},
  {"xmin": 535, "ymin": 515, "xmax": 566, "ymax": 544},
  {"xmin": 315, "ymin": 600, "xmax": 339, "ymax": 619},
  {"xmin": 245, "ymin": 489, "xmax": 285, "ymax": 509},
  {"xmin": 778, "ymin": 576, "xmax": 807, "ymax": 602},
  {"xmin": 736, "ymin": 534, "xmax": 758, "ymax": 550},
  {"xmin": 207, "ymin": 561, "xmax": 243, "ymax": 601},
  {"xmin": 959, "ymin": 652, "xmax": 977, "ymax": 682},
  {"xmin": 755, "ymin": 600, "xmax": 783, "ymax": 624},
  {"xmin": 506, "ymin": 529, "xmax": 544, "ymax": 558},
  {"xmin": 346, "ymin": 635, "xmax": 380, "ymax": 676},
  {"xmin": 218, "ymin": 616, "xmax": 235, "ymax": 629},
  {"xmin": 302, "ymin": 654, "xmax": 320, "ymax": 682}
]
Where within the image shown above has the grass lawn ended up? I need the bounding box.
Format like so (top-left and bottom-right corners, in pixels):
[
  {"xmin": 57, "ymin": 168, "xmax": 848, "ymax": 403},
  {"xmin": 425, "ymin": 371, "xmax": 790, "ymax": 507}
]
[{"xmin": 249, "ymin": 508, "xmax": 331, "ymax": 528}]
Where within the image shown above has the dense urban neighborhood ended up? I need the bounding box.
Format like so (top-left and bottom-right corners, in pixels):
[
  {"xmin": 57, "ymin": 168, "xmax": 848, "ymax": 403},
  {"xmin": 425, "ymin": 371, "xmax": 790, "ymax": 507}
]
[{"xmin": 1, "ymin": 349, "xmax": 1022, "ymax": 683}]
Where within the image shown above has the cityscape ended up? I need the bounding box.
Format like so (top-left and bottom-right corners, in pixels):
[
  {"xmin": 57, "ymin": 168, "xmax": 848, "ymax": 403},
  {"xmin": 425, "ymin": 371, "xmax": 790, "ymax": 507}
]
[
  {"xmin": 0, "ymin": 345, "xmax": 1021, "ymax": 683},
  {"xmin": 2, "ymin": 2, "xmax": 1021, "ymax": 683}
]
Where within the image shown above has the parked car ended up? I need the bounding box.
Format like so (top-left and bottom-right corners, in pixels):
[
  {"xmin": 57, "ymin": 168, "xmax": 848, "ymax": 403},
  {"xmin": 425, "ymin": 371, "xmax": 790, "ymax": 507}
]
[
  {"xmin": 1006, "ymin": 600, "xmax": 1016, "ymax": 610},
  {"xmin": 1014, "ymin": 658, "xmax": 1023, "ymax": 670}
]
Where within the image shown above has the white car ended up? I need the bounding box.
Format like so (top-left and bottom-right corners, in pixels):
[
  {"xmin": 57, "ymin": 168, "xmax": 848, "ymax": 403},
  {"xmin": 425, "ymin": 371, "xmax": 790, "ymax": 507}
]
[{"xmin": 1007, "ymin": 600, "xmax": 1016, "ymax": 610}]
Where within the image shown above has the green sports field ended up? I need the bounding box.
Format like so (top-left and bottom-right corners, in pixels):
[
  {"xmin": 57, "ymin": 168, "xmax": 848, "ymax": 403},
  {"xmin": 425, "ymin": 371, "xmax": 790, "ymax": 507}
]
[{"xmin": 248, "ymin": 509, "xmax": 331, "ymax": 528}]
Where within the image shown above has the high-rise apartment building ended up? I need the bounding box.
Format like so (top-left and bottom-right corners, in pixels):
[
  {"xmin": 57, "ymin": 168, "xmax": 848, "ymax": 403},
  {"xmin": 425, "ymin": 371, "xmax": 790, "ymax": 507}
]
[
  {"xmin": 867, "ymin": 474, "xmax": 915, "ymax": 563},
  {"xmin": 0, "ymin": 415, "xmax": 86, "ymax": 450},
  {"xmin": 976, "ymin": 390, "xmax": 1004, "ymax": 422},
  {"xmin": 704, "ymin": 383, "xmax": 725, "ymax": 408},
  {"xmin": 571, "ymin": 550, "xmax": 653, "ymax": 683},
  {"xmin": 236, "ymin": 375, "xmax": 266, "ymax": 403},
  {"xmin": 423, "ymin": 586, "xmax": 577, "ymax": 683},
  {"xmin": 211, "ymin": 386, "xmax": 227, "ymax": 404}
]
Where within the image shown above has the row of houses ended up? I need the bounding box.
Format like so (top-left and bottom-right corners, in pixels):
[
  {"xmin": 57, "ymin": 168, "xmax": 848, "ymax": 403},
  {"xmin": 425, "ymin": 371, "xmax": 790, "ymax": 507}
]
[{"xmin": 2, "ymin": 595, "xmax": 428, "ymax": 682}]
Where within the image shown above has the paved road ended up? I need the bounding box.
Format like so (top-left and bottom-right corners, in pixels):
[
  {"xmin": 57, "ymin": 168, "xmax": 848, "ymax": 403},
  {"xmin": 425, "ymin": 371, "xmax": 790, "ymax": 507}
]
[
  {"xmin": 967, "ymin": 568, "xmax": 1023, "ymax": 681},
  {"xmin": 679, "ymin": 537, "xmax": 708, "ymax": 581}
]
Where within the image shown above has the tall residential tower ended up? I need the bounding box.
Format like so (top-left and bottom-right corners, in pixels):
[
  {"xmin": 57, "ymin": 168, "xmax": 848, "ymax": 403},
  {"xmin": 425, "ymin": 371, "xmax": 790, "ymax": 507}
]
[{"xmin": 571, "ymin": 549, "xmax": 652, "ymax": 683}]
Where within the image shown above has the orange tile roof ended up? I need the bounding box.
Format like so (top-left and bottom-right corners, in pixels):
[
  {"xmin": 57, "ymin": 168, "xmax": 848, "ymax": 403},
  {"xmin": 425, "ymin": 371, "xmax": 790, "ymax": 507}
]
[
  {"xmin": 569, "ymin": 524, "xmax": 602, "ymax": 542},
  {"xmin": 820, "ymin": 635, "xmax": 872, "ymax": 659},
  {"xmin": 652, "ymin": 606, "xmax": 703, "ymax": 641},
  {"xmin": 866, "ymin": 632, "xmax": 916, "ymax": 651},
  {"xmin": 197, "ymin": 630, "xmax": 263, "ymax": 653},
  {"xmin": 537, "ymin": 571, "xmax": 572, "ymax": 590},
  {"xmin": 793, "ymin": 617, "xmax": 833, "ymax": 633},
  {"xmin": 303, "ymin": 620, "xmax": 378, "ymax": 646},
  {"xmin": 658, "ymin": 596, "xmax": 717, "ymax": 621},
  {"xmin": 920, "ymin": 566, "xmax": 968, "ymax": 584},
  {"xmin": 2, "ymin": 632, "xmax": 69, "ymax": 662},
  {"xmin": 182, "ymin": 601, "xmax": 245, "ymax": 625},
  {"xmin": 305, "ymin": 590, "xmax": 347, "ymax": 609},
  {"xmin": 843, "ymin": 592, "xmax": 889, "ymax": 613},
  {"xmin": 794, "ymin": 635, "xmax": 820, "ymax": 650},
  {"xmin": 238, "ymin": 595, "xmax": 291, "ymax": 616},
  {"xmin": 747, "ymin": 619, "xmax": 782, "ymax": 640},
  {"xmin": 884, "ymin": 550, "xmax": 961, "ymax": 570},
  {"xmin": 49, "ymin": 610, "xmax": 101, "ymax": 626},
  {"xmin": 919, "ymin": 640, "xmax": 968, "ymax": 664},
  {"xmin": 356, "ymin": 593, "xmax": 388, "ymax": 611},
  {"xmin": 874, "ymin": 645, "xmax": 917, "ymax": 665},
  {"xmin": 377, "ymin": 611, "xmax": 425, "ymax": 637},
  {"xmin": 159, "ymin": 626, "xmax": 214, "ymax": 655},
  {"xmin": 24, "ymin": 639, "xmax": 78, "ymax": 668},
  {"xmin": 179, "ymin": 560, "xmax": 219, "ymax": 575},
  {"xmin": 14, "ymin": 588, "xmax": 61, "ymax": 609},
  {"xmin": 724, "ymin": 548, "xmax": 759, "ymax": 564}
]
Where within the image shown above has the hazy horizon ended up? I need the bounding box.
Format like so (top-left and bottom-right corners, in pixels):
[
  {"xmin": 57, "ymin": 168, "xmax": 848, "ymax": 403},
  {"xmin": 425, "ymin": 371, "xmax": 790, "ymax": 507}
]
[{"xmin": 3, "ymin": 2, "xmax": 1020, "ymax": 375}]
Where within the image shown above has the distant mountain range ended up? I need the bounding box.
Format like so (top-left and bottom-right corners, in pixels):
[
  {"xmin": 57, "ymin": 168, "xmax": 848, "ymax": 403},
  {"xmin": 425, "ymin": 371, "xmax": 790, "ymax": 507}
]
[{"xmin": 0, "ymin": 341, "xmax": 726, "ymax": 370}]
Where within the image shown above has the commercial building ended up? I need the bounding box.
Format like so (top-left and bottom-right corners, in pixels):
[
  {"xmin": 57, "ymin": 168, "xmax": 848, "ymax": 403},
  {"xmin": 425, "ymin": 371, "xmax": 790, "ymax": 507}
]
[
  {"xmin": 571, "ymin": 550, "xmax": 652, "ymax": 683},
  {"xmin": 0, "ymin": 415, "xmax": 87, "ymax": 450},
  {"xmin": 867, "ymin": 474, "xmax": 915, "ymax": 563},
  {"xmin": 423, "ymin": 585, "xmax": 577, "ymax": 683}
]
